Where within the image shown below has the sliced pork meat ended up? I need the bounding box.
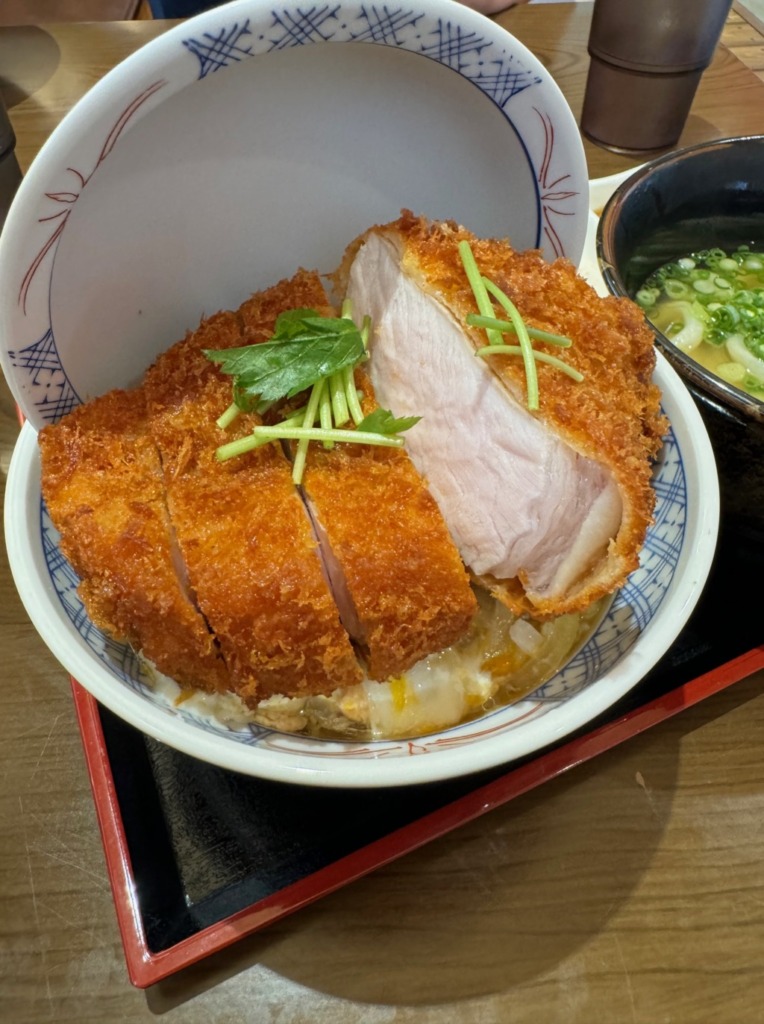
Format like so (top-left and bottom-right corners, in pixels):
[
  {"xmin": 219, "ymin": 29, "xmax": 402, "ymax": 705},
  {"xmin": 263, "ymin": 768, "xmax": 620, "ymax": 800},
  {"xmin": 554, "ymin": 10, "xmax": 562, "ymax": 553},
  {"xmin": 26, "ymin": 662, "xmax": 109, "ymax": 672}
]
[
  {"xmin": 39, "ymin": 264, "xmax": 481, "ymax": 705},
  {"xmin": 339, "ymin": 212, "xmax": 666, "ymax": 618},
  {"xmin": 298, "ymin": 366, "xmax": 477, "ymax": 680},
  {"xmin": 39, "ymin": 213, "xmax": 658, "ymax": 716},
  {"xmin": 38, "ymin": 388, "xmax": 230, "ymax": 693},
  {"xmin": 242, "ymin": 268, "xmax": 477, "ymax": 679},
  {"xmin": 143, "ymin": 303, "xmax": 363, "ymax": 704}
]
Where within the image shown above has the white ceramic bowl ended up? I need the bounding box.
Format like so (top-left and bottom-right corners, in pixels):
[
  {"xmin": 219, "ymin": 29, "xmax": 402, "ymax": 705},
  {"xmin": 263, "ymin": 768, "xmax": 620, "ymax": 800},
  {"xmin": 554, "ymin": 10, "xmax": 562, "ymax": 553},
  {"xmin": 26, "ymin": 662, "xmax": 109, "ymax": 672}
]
[
  {"xmin": 5, "ymin": 351, "xmax": 718, "ymax": 786},
  {"xmin": 0, "ymin": 0, "xmax": 589, "ymax": 425},
  {"xmin": 0, "ymin": 2, "xmax": 717, "ymax": 787}
]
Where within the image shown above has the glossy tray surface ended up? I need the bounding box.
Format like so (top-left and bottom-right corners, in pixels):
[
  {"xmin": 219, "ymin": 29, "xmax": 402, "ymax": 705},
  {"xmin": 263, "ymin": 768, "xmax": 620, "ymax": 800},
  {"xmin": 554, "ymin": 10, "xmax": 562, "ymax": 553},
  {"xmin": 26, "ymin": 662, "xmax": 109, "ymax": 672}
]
[
  {"xmin": 77, "ymin": 490, "xmax": 762, "ymax": 985},
  {"xmin": 72, "ymin": 175, "xmax": 764, "ymax": 985}
]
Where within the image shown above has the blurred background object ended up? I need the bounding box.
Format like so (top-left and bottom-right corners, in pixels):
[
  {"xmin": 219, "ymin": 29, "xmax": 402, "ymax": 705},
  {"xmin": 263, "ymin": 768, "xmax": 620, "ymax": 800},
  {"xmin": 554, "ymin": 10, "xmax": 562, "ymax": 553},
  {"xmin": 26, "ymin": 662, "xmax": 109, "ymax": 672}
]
[
  {"xmin": 0, "ymin": 93, "xmax": 22, "ymax": 232},
  {"xmin": 143, "ymin": 0, "xmax": 216, "ymax": 15},
  {"xmin": 0, "ymin": 1, "xmax": 140, "ymax": 24},
  {"xmin": 580, "ymin": 0, "xmax": 734, "ymax": 153}
]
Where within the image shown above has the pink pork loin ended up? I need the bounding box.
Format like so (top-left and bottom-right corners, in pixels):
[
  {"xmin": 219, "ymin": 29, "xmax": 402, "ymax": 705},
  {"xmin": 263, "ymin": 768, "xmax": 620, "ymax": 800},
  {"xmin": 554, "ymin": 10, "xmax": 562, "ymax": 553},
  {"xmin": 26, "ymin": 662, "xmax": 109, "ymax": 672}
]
[{"xmin": 338, "ymin": 212, "xmax": 666, "ymax": 619}]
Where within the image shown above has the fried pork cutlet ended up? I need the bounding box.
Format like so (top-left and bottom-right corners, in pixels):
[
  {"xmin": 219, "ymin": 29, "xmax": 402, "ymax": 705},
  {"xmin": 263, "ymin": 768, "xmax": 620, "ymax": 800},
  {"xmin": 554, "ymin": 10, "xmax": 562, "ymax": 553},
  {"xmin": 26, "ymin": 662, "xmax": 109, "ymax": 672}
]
[
  {"xmin": 38, "ymin": 388, "xmax": 230, "ymax": 693},
  {"xmin": 340, "ymin": 211, "xmax": 666, "ymax": 619},
  {"xmin": 298, "ymin": 366, "xmax": 477, "ymax": 680},
  {"xmin": 242, "ymin": 268, "xmax": 476, "ymax": 680},
  {"xmin": 142, "ymin": 299, "xmax": 363, "ymax": 704}
]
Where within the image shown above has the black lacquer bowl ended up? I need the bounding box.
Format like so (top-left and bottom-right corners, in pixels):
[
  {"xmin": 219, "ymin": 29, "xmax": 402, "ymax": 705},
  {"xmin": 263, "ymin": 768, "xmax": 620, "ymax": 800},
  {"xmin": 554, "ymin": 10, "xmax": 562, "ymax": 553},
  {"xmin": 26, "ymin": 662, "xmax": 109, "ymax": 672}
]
[{"xmin": 597, "ymin": 135, "xmax": 764, "ymax": 545}]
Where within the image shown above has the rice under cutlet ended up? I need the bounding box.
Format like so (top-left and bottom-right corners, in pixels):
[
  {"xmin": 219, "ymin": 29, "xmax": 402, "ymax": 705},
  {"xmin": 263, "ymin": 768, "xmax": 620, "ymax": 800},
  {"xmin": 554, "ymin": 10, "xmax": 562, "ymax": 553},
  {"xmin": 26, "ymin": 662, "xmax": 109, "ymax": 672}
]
[
  {"xmin": 299, "ymin": 367, "xmax": 478, "ymax": 680},
  {"xmin": 142, "ymin": 297, "xmax": 363, "ymax": 703},
  {"xmin": 38, "ymin": 388, "xmax": 230, "ymax": 693}
]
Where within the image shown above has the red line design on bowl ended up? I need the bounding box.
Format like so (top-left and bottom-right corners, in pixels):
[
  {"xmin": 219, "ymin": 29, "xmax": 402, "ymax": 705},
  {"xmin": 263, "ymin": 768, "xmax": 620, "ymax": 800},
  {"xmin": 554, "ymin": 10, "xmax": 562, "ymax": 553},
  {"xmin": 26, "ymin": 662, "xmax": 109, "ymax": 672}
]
[
  {"xmin": 19, "ymin": 79, "xmax": 168, "ymax": 313},
  {"xmin": 535, "ymin": 106, "xmax": 578, "ymax": 258}
]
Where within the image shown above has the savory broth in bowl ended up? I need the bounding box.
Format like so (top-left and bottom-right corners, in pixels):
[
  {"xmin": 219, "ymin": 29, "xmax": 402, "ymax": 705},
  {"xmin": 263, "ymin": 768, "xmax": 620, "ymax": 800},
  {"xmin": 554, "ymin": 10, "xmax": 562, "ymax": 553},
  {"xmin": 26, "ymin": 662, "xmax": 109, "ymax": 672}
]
[
  {"xmin": 597, "ymin": 136, "xmax": 764, "ymax": 424},
  {"xmin": 636, "ymin": 245, "xmax": 764, "ymax": 402},
  {"xmin": 163, "ymin": 591, "xmax": 611, "ymax": 741}
]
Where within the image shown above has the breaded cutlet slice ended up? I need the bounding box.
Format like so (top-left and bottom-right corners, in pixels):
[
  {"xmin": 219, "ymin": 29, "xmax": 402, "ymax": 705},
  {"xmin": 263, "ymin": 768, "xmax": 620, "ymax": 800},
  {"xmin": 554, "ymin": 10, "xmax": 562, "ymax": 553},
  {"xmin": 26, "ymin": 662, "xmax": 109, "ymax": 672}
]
[
  {"xmin": 38, "ymin": 388, "xmax": 230, "ymax": 693},
  {"xmin": 238, "ymin": 266, "xmax": 335, "ymax": 342},
  {"xmin": 340, "ymin": 211, "xmax": 667, "ymax": 619},
  {"xmin": 299, "ymin": 367, "xmax": 478, "ymax": 680},
  {"xmin": 142, "ymin": 295, "xmax": 363, "ymax": 704},
  {"xmin": 241, "ymin": 266, "xmax": 477, "ymax": 677}
]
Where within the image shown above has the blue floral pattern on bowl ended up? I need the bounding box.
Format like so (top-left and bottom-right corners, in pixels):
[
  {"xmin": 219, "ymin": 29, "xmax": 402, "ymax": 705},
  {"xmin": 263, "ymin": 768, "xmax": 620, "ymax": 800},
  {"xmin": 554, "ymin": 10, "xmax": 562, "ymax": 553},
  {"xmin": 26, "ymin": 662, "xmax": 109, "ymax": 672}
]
[
  {"xmin": 2, "ymin": 3, "xmax": 584, "ymax": 430},
  {"xmin": 38, "ymin": 420, "xmax": 686, "ymax": 759}
]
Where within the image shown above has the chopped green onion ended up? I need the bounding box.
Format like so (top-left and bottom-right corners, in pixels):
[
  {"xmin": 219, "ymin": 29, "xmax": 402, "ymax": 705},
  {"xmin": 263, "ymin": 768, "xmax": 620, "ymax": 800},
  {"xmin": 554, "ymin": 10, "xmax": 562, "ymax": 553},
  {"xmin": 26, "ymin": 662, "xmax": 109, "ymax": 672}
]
[
  {"xmin": 664, "ymin": 279, "xmax": 689, "ymax": 300},
  {"xmin": 636, "ymin": 287, "xmax": 660, "ymax": 308},
  {"xmin": 640, "ymin": 243, "xmax": 764, "ymax": 401}
]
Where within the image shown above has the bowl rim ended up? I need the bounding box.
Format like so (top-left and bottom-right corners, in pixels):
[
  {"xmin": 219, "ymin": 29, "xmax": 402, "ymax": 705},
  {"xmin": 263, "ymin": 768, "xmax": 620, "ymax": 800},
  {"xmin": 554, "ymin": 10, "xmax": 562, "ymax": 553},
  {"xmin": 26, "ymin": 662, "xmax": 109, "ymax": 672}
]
[
  {"xmin": 4, "ymin": 349, "xmax": 720, "ymax": 788},
  {"xmin": 0, "ymin": 0, "xmax": 590, "ymax": 431},
  {"xmin": 596, "ymin": 134, "xmax": 764, "ymax": 425}
]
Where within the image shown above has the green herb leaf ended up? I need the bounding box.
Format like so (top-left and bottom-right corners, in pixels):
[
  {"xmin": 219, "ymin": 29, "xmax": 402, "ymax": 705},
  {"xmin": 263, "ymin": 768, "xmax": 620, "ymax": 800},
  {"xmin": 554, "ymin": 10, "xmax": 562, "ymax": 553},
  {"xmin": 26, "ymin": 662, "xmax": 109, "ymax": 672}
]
[
  {"xmin": 357, "ymin": 408, "xmax": 421, "ymax": 436},
  {"xmin": 204, "ymin": 312, "xmax": 366, "ymax": 406},
  {"xmin": 208, "ymin": 306, "xmax": 423, "ymax": 472},
  {"xmin": 273, "ymin": 308, "xmax": 325, "ymax": 338}
]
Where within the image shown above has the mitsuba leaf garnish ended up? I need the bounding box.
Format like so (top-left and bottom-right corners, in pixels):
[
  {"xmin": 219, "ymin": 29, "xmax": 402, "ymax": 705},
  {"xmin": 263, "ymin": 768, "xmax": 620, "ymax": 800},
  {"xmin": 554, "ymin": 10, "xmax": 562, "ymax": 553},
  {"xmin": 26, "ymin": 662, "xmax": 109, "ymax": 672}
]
[
  {"xmin": 357, "ymin": 408, "xmax": 422, "ymax": 435},
  {"xmin": 458, "ymin": 240, "xmax": 582, "ymax": 411},
  {"xmin": 204, "ymin": 310, "xmax": 366, "ymax": 407},
  {"xmin": 208, "ymin": 305, "xmax": 422, "ymax": 485}
]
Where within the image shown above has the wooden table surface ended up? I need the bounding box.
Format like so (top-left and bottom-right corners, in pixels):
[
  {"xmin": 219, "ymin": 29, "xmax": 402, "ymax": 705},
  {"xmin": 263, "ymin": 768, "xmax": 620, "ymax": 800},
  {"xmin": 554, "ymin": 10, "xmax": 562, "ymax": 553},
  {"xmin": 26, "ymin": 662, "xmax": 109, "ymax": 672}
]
[{"xmin": 1, "ymin": 4, "xmax": 763, "ymax": 1022}]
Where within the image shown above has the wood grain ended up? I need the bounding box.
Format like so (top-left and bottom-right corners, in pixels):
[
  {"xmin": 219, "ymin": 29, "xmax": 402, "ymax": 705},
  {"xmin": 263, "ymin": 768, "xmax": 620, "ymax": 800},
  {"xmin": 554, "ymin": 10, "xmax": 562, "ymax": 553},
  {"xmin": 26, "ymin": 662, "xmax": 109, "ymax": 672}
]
[{"xmin": 1, "ymin": 5, "xmax": 764, "ymax": 1022}]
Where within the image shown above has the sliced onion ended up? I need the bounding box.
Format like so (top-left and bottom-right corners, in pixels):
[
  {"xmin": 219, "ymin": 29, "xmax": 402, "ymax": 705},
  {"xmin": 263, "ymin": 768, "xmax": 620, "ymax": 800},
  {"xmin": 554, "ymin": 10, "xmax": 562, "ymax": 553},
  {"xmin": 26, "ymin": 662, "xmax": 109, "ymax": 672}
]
[
  {"xmin": 672, "ymin": 314, "xmax": 705, "ymax": 353},
  {"xmin": 726, "ymin": 334, "xmax": 764, "ymax": 383},
  {"xmin": 509, "ymin": 618, "xmax": 543, "ymax": 655}
]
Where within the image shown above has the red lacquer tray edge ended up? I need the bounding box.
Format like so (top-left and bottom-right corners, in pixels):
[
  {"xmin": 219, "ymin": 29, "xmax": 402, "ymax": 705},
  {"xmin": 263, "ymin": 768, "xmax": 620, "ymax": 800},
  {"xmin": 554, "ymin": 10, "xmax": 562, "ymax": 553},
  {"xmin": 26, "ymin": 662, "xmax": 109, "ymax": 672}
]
[{"xmin": 71, "ymin": 645, "xmax": 764, "ymax": 988}]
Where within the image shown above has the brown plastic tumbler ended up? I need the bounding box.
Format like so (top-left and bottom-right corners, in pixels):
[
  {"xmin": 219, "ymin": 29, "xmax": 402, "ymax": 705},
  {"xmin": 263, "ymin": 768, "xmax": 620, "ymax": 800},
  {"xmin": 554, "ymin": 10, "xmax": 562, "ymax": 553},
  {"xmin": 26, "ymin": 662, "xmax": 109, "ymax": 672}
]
[{"xmin": 580, "ymin": 0, "xmax": 733, "ymax": 154}]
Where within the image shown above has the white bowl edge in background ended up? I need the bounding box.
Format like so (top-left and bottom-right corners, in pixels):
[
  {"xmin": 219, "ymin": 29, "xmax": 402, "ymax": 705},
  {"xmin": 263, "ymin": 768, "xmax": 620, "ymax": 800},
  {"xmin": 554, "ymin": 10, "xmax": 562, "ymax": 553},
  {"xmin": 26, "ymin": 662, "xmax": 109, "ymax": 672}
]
[
  {"xmin": 0, "ymin": 0, "xmax": 590, "ymax": 431},
  {"xmin": 0, "ymin": 10, "xmax": 718, "ymax": 787},
  {"xmin": 4, "ymin": 363, "xmax": 719, "ymax": 789}
]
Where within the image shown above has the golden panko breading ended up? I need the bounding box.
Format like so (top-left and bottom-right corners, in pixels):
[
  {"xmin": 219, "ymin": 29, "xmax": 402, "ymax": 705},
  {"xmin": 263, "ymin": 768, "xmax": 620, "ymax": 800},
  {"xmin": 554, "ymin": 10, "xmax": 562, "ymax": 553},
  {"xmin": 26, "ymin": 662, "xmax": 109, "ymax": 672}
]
[
  {"xmin": 38, "ymin": 389, "xmax": 230, "ymax": 693},
  {"xmin": 299, "ymin": 367, "xmax": 477, "ymax": 680},
  {"xmin": 337, "ymin": 211, "xmax": 667, "ymax": 619},
  {"xmin": 142, "ymin": 291, "xmax": 363, "ymax": 704}
]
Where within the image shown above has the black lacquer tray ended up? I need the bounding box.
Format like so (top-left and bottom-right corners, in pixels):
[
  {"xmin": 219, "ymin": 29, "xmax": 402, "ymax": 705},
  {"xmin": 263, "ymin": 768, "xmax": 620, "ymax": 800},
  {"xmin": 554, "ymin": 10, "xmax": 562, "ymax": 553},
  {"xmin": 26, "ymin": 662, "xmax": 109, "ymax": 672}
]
[{"xmin": 74, "ymin": 434, "xmax": 763, "ymax": 986}]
